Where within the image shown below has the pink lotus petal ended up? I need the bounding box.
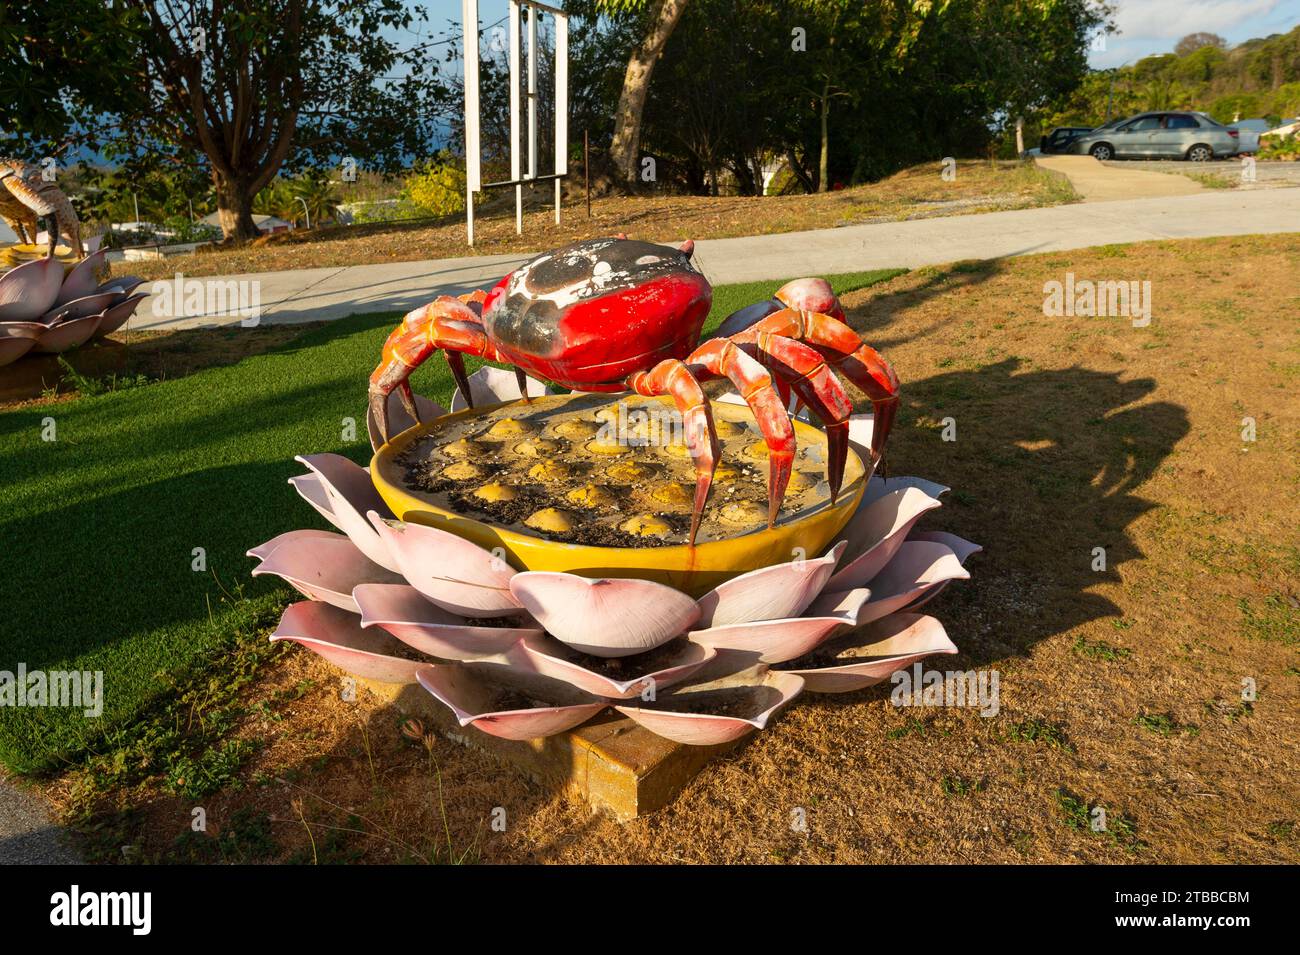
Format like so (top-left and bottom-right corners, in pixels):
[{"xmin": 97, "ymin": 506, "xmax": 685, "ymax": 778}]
[
  {"xmin": 52, "ymin": 251, "xmax": 107, "ymax": 306},
  {"xmin": 509, "ymin": 572, "xmax": 700, "ymax": 658},
  {"xmin": 41, "ymin": 290, "xmax": 120, "ymax": 323},
  {"xmin": 861, "ymin": 474, "xmax": 949, "ymax": 507},
  {"xmin": 366, "ymin": 390, "xmax": 448, "ymax": 451},
  {"xmin": 251, "ymin": 534, "xmax": 402, "ymax": 612},
  {"xmin": 0, "ymin": 323, "xmax": 41, "ymax": 367},
  {"xmin": 898, "ymin": 532, "xmax": 982, "ymax": 611},
  {"xmin": 246, "ymin": 528, "xmax": 348, "ymax": 564},
  {"xmin": 415, "ymin": 663, "xmax": 606, "ymax": 740},
  {"xmin": 513, "ymin": 633, "xmax": 717, "ymax": 699},
  {"xmin": 294, "ymin": 454, "xmax": 398, "ymax": 572},
  {"xmin": 97, "ymin": 275, "xmax": 145, "ymax": 297},
  {"xmin": 811, "ymin": 540, "xmax": 970, "ymax": 627},
  {"xmin": 785, "ymin": 613, "xmax": 959, "ymax": 693},
  {"xmin": 371, "ymin": 516, "xmax": 522, "ymax": 618},
  {"xmin": 0, "ymin": 258, "xmax": 64, "ymax": 319},
  {"xmin": 270, "ymin": 601, "xmax": 427, "ymax": 684},
  {"xmin": 614, "ymin": 670, "xmax": 804, "ymax": 745},
  {"xmin": 827, "ymin": 487, "xmax": 943, "ymax": 590},
  {"xmin": 449, "ymin": 365, "xmax": 551, "ymax": 413},
  {"xmin": 805, "ymin": 587, "xmax": 871, "ymax": 619},
  {"xmin": 32, "ymin": 314, "xmax": 102, "ymax": 353},
  {"xmin": 697, "ymin": 541, "xmax": 845, "ymax": 627},
  {"xmin": 688, "ymin": 614, "xmax": 853, "ymax": 664},
  {"xmin": 92, "ymin": 293, "xmax": 147, "ymax": 337},
  {"xmin": 908, "ymin": 529, "xmax": 983, "ymax": 564},
  {"xmin": 354, "ymin": 582, "xmax": 539, "ymax": 660},
  {"xmin": 288, "ymin": 473, "xmax": 335, "ymax": 525}
]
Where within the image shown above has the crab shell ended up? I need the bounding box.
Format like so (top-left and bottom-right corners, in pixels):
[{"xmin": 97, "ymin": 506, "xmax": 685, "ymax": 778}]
[{"xmin": 480, "ymin": 237, "xmax": 712, "ymax": 390}]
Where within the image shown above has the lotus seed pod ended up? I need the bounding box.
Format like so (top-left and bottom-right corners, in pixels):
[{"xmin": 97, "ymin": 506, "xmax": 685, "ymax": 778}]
[
  {"xmin": 620, "ymin": 514, "xmax": 672, "ymax": 537},
  {"xmin": 486, "ymin": 417, "xmax": 535, "ymax": 439},
  {"xmin": 444, "ymin": 461, "xmax": 483, "ymax": 481},
  {"xmin": 719, "ymin": 500, "xmax": 767, "ymax": 525},
  {"xmin": 512, "ymin": 437, "xmax": 560, "ymax": 458},
  {"xmin": 554, "ymin": 418, "xmax": 600, "ymax": 440},
  {"xmin": 566, "ymin": 484, "xmax": 616, "ymax": 508},
  {"xmin": 607, "ymin": 460, "xmax": 655, "ymax": 483},
  {"xmin": 474, "ymin": 482, "xmax": 517, "ymax": 502},
  {"xmin": 443, "ymin": 438, "xmax": 478, "ymax": 458},
  {"xmin": 585, "ymin": 436, "xmax": 628, "ymax": 456},
  {"xmin": 525, "ymin": 507, "xmax": 576, "ymax": 533},
  {"xmin": 528, "ymin": 460, "xmax": 571, "ymax": 483},
  {"xmin": 650, "ymin": 482, "xmax": 694, "ymax": 508}
]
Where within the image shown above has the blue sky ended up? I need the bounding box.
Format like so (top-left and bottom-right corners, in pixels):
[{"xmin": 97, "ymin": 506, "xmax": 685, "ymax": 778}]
[{"xmin": 1089, "ymin": 0, "xmax": 1300, "ymax": 67}]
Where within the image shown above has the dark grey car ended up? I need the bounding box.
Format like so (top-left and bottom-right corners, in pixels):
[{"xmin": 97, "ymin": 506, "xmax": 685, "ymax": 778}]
[{"xmin": 1067, "ymin": 112, "xmax": 1238, "ymax": 161}]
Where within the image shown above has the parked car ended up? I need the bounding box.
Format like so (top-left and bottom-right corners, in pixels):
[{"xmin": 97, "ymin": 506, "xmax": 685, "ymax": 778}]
[
  {"xmin": 1229, "ymin": 118, "xmax": 1270, "ymax": 154},
  {"xmin": 1040, "ymin": 126, "xmax": 1094, "ymax": 154},
  {"xmin": 1067, "ymin": 111, "xmax": 1239, "ymax": 161}
]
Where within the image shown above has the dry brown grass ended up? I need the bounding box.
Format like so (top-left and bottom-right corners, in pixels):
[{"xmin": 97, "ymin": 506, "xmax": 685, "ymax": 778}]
[
  {"xmin": 51, "ymin": 232, "xmax": 1300, "ymax": 865},
  {"xmin": 116, "ymin": 160, "xmax": 1075, "ymax": 282}
]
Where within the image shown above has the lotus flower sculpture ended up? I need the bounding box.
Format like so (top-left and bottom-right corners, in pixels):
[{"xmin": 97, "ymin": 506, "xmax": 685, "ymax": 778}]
[
  {"xmin": 0, "ymin": 250, "xmax": 146, "ymax": 368},
  {"xmin": 250, "ymin": 368, "xmax": 980, "ymax": 748}
]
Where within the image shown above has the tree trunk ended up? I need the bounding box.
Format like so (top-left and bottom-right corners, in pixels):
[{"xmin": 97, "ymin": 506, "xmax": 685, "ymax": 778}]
[
  {"xmin": 818, "ymin": 77, "xmax": 831, "ymax": 192},
  {"xmin": 1014, "ymin": 117, "xmax": 1024, "ymax": 156},
  {"xmin": 607, "ymin": 0, "xmax": 690, "ymax": 191},
  {"xmin": 213, "ymin": 173, "xmax": 260, "ymax": 241},
  {"xmin": 785, "ymin": 149, "xmax": 815, "ymax": 194}
]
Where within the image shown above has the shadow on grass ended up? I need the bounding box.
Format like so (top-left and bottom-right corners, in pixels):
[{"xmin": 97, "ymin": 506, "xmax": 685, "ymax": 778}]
[{"xmin": 810, "ymin": 356, "xmax": 1189, "ymax": 720}]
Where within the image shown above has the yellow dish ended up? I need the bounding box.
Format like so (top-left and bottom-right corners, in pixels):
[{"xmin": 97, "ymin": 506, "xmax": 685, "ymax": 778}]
[{"xmin": 370, "ymin": 396, "xmax": 866, "ymax": 597}]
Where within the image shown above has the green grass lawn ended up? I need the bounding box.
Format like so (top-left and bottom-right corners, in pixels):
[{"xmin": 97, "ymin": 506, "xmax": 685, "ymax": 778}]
[{"xmin": 0, "ymin": 268, "xmax": 903, "ymax": 773}]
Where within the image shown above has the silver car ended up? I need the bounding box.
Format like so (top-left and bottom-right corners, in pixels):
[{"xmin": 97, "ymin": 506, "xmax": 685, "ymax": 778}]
[{"xmin": 1067, "ymin": 112, "xmax": 1238, "ymax": 162}]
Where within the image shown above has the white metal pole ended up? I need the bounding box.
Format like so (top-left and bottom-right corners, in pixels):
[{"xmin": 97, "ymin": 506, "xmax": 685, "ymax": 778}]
[
  {"xmin": 554, "ymin": 13, "xmax": 567, "ymax": 225},
  {"xmin": 510, "ymin": 1, "xmax": 521, "ymax": 235},
  {"xmin": 462, "ymin": 0, "xmax": 481, "ymax": 246},
  {"xmin": 527, "ymin": 5, "xmax": 537, "ymax": 185}
]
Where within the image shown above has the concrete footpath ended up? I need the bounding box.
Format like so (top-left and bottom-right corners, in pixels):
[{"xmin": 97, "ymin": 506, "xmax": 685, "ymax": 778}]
[
  {"xmin": 132, "ymin": 187, "xmax": 1300, "ymax": 330},
  {"xmin": 1033, "ymin": 154, "xmax": 1205, "ymax": 201},
  {"xmin": 0, "ymin": 773, "xmax": 80, "ymax": 864}
]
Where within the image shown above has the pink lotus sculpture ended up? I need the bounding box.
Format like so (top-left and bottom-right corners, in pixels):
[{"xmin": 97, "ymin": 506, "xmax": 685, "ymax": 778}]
[
  {"xmin": 249, "ymin": 368, "xmax": 979, "ymax": 747},
  {"xmin": 0, "ymin": 251, "xmax": 146, "ymax": 367}
]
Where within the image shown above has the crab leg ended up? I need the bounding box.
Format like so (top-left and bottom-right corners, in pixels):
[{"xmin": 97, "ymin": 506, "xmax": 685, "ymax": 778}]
[
  {"xmin": 730, "ymin": 308, "xmax": 900, "ymax": 470},
  {"xmin": 369, "ymin": 296, "xmax": 507, "ymax": 443},
  {"xmin": 685, "ymin": 338, "xmax": 795, "ymax": 528},
  {"xmin": 737, "ymin": 334, "xmax": 855, "ymax": 502},
  {"xmin": 712, "ymin": 277, "xmax": 845, "ymax": 339},
  {"xmin": 626, "ymin": 359, "xmax": 718, "ymax": 546}
]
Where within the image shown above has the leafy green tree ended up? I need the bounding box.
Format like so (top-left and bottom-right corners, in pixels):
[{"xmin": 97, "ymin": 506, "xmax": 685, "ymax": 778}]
[{"xmin": 2, "ymin": 1, "xmax": 450, "ymax": 241}]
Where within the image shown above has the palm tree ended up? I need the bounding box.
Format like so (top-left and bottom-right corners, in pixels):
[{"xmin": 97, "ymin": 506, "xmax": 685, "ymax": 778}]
[{"xmin": 289, "ymin": 173, "xmax": 341, "ymax": 227}]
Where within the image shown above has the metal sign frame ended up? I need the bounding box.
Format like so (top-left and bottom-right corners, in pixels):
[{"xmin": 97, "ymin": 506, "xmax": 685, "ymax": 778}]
[{"xmin": 462, "ymin": 0, "xmax": 568, "ymax": 245}]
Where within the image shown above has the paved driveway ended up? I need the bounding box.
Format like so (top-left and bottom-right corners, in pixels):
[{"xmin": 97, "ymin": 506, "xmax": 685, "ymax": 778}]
[{"xmin": 123, "ymin": 186, "xmax": 1300, "ymax": 330}]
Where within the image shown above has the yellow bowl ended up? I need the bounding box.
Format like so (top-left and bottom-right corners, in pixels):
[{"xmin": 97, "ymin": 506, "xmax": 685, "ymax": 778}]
[{"xmin": 370, "ymin": 396, "xmax": 866, "ymax": 597}]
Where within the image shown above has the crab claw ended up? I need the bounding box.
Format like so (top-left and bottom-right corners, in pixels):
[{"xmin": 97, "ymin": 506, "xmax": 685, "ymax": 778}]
[{"xmin": 369, "ymin": 298, "xmax": 484, "ymax": 444}]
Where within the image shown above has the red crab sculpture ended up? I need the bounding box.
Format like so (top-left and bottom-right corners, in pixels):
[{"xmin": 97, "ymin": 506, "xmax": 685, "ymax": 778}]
[{"xmin": 369, "ymin": 236, "xmax": 900, "ymax": 544}]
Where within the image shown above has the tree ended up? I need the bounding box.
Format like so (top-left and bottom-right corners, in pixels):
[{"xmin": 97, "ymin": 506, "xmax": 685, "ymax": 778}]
[
  {"xmin": 601, "ymin": 0, "xmax": 691, "ymax": 190},
  {"xmin": 1175, "ymin": 32, "xmax": 1227, "ymax": 56},
  {"xmin": 2, "ymin": 1, "xmax": 450, "ymax": 241}
]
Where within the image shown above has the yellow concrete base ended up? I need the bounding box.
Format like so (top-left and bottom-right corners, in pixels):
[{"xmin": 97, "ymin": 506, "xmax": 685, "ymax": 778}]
[{"xmin": 361, "ymin": 677, "xmax": 740, "ymax": 820}]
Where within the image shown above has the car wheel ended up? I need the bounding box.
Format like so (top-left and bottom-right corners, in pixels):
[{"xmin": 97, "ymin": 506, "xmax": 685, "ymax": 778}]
[
  {"xmin": 1090, "ymin": 143, "xmax": 1113, "ymax": 161},
  {"xmin": 1187, "ymin": 145, "xmax": 1212, "ymax": 162}
]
